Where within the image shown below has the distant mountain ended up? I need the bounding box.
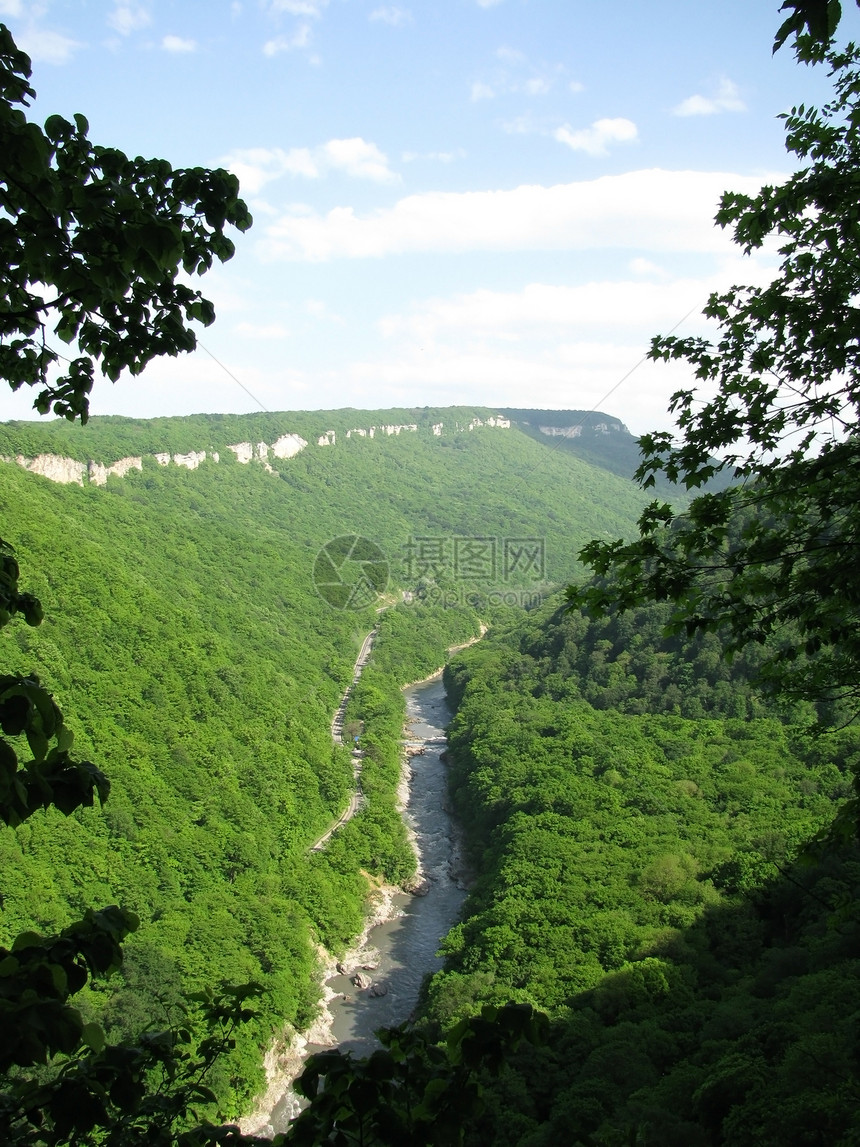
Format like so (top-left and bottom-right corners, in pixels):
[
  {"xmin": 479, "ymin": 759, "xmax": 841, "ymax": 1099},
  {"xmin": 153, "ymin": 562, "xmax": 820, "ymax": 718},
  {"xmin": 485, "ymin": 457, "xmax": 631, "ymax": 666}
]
[
  {"xmin": 500, "ymin": 408, "xmax": 644, "ymax": 480},
  {"xmin": 501, "ymin": 408, "xmax": 733, "ymax": 494},
  {"xmin": 0, "ymin": 406, "xmax": 644, "ymax": 485}
]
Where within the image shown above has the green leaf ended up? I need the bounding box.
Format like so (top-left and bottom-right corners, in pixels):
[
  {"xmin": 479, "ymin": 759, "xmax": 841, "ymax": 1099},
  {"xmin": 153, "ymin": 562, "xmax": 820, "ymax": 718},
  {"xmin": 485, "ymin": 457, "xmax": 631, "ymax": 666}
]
[{"xmin": 81, "ymin": 1022, "xmax": 105, "ymax": 1052}]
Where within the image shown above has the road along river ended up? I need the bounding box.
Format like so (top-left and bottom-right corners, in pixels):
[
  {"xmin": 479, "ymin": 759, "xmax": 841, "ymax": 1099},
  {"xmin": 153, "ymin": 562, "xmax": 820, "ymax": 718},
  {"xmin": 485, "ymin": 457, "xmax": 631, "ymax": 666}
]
[
  {"xmin": 241, "ymin": 673, "xmax": 468, "ymax": 1135},
  {"xmin": 308, "ymin": 675, "xmax": 468, "ymax": 1055}
]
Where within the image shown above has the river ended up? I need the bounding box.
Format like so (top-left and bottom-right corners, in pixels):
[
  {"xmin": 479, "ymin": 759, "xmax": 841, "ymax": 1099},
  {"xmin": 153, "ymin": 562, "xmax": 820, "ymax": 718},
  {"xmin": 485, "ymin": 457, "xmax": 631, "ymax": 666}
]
[
  {"xmin": 244, "ymin": 673, "xmax": 467, "ymax": 1135},
  {"xmin": 309, "ymin": 674, "xmax": 468, "ymax": 1054}
]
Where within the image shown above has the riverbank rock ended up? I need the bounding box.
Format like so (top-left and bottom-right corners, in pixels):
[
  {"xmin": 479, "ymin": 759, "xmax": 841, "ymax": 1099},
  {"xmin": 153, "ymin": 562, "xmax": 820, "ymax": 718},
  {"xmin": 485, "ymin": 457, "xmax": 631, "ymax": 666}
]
[{"xmin": 336, "ymin": 961, "xmax": 351, "ymax": 975}]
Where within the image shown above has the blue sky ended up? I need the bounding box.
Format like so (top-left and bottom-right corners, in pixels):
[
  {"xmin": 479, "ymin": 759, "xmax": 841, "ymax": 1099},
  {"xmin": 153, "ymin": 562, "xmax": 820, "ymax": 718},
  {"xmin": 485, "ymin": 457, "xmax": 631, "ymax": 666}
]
[{"xmin": 1, "ymin": 0, "xmax": 857, "ymax": 432}]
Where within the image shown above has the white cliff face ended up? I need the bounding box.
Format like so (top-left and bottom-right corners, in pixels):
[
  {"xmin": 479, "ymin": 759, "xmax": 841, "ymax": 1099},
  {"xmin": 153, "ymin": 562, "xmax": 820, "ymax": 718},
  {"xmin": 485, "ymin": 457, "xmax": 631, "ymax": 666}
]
[
  {"xmin": 88, "ymin": 457, "xmax": 143, "ymax": 486},
  {"xmin": 347, "ymin": 424, "xmax": 418, "ymax": 438},
  {"xmin": 538, "ymin": 419, "xmax": 626, "ymax": 438},
  {"xmin": 18, "ymin": 454, "xmax": 87, "ymax": 485},
  {"xmin": 272, "ymin": 434, "xmax": 308, "ymax": 459},
  {"xmin": 173, "ymin": 450, "xmax": 207, "ymax": 470},
  {"xmin": 0, "ymin": 415, "xmax": 515, "ymax": 488},
  {"xmin": 228, "ymin": 442, "xmax": 254, "ymax": 463},
  {"xmin": 540, "ymin": 425, "xmax": 582, "ymax": 438}
]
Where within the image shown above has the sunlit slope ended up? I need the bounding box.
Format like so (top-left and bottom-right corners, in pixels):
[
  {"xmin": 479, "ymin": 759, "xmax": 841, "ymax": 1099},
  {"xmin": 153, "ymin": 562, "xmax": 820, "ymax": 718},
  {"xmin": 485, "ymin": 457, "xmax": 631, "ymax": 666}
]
[
  {"xmin": 0, "ymin": 410, "xmax": 651, "ymax": 1103},
  {"xmin": 1, "ymin": 408, "xmax": 652, "ymax": 585}
]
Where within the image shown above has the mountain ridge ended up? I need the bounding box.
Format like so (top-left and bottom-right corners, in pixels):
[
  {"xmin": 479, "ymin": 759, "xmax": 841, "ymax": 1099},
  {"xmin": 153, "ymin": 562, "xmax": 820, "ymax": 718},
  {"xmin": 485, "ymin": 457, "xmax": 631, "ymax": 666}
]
[{"xmin": 0, "ymin": 405, "xmax": 635, "ymax": 476}]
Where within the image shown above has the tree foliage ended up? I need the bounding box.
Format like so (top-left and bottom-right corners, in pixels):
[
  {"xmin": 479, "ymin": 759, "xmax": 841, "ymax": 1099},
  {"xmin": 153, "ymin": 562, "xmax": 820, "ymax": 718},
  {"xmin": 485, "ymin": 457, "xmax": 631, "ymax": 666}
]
[
  {"xmin": 0, "ymin": 24, "xmax": 251, "ymax": 422},
  {"xmin": 572, "ymin": 44, "xmax": 860, "ymax": 709},
  {"xmin": 428, "ymin": 596, "xmax": 860, "ymax": 1145},
  {"xmin": 774, "ymin": 0, "xmax": 860, "ymax": 56},
  {"xmin": 0, "ymin": 20, "xmax": 277, "ymax": 1145},
  {"xmin": 286, "ymin": 1005, "xmax": 548, "ymax": 1147}
]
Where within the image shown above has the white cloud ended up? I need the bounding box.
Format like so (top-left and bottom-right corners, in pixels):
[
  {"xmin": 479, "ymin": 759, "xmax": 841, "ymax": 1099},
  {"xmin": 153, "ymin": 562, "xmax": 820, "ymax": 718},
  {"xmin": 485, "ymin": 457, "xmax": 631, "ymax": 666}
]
[
  {"xmin": 338, "ymin": 342, "xmax": 697, "ymax": 434},
  {"xmin": 263, "ymin": 25, "xmax": 310, "ymax": 54},
  {"xmin": 262, "ymin": 168, "xmax": 782, "ymax": 262},
  {"xmin": 474, "ymin": 51, "xmax": 561, "ymax": 100},
  {"xmin": 222, "ymin": 147, "xmax": 318, "ymax": 192},
  {"xmin": 524, "ymin": 77, "xmax": 550, "ymax": 96},
  {"xmin": 321, "ymin": 137, "xmax": 399, "ymax": 182},
  {"xmin": 305, "ymin": 298, "xmax": 344, "ymax": 322},
  {"xmin": 359, "ymin": 257, "xmax": 779, "ymax": 433},
  {"xmin": 402, "ymin": 149, "xmax": 461, "ymax": 163},
  {"xmin": 234, "ymin": 321, "xmax": 290, "ymax": 339},
  {"xmin": 370, "ymin": 6, "xmax": 412, "ymax": 25},
  {"xmin": 107, "ymin": 3, "xmax": 151, "ymax": 35},
  {"xmin": 268, "ymin": 0, "xmax": 327, "ymax": 14},
  {"xmin": 222, "ymin": 139, "xmax": 398, "ymax": 193},
  {"xmin": 162, "ymin": 34, "xmax": 197, "ymax": 53},
  {"xmin": 629, "ymin": 257, "xmax": 668, "ymax": 278},
  {"xmin": 569, "ymin": 79, "xmax": 584, "ymax": 93},
  {"xmin": 476, "ymin": 0, "xmax": 503, "ymax": 7},
  {"xmin": 378, "ymin": 268, "xmax": 774, "ymax": 342},
  {"xmin": 245, "ymin": 197, "xmax": 280, "ymax": 217},
  {"xmin": 16, "ymin": 27, "xmax": 82, "ymax": 63},
  {"xmin": 554, "ymin": 117, "xmax": 638, "ymax": 156},
  {"xmin": 673, "ymin": 77, "xmax": 746, "ymax": 117},
  {"xmin": 502, "ymin": 114, "xmax": 534, "ymax": 134},
  {"xmin": 0, "ymin": 1, "xmax": 23, "ymax": 16}
]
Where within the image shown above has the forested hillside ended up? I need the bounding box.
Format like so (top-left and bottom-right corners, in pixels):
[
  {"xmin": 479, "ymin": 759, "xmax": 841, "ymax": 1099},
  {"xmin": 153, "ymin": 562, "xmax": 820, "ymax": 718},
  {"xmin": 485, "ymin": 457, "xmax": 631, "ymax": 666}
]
[
  {"xmin": 423, "ymin": 599, "xmax": 860, "ymax": 1144},
  {"xmin": 0, "ymin": 409, "xmax": 651, "ymax": 1115}
]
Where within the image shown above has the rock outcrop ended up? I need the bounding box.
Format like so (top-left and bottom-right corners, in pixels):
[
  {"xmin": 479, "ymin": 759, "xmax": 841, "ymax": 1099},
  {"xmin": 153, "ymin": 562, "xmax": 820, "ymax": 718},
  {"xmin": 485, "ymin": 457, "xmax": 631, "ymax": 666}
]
[
  {"xmin": 1, "ymin": 414, "xmax": 514, "ymax": 488},
  {"xmin": 272, "ymin": 433, "xmax": 307, "ymax": 459},
  {"xmin": 88, "ymin": 456, "xmax": 143, "ymax": 485},
  {"xmin": 17, "ymin": 454, "xmax": 87, "ymax": 485}
]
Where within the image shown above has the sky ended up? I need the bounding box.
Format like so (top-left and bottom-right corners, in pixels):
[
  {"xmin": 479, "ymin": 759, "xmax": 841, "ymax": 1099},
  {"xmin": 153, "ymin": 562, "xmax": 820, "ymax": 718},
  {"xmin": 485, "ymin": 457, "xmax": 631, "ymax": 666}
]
[{"xmin": 1, "ymin": 0, "xmax": 857, "ymax": 433}]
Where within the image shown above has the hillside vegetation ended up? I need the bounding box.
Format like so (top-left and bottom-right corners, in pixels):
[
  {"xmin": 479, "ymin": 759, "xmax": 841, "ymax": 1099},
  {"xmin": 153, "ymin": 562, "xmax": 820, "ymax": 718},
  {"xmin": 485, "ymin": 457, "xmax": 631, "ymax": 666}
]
[
  {"xmin": 424, "ymin": 598, "xmax": 860, "ymax": 1144},
  {"xmin": 0, "ymin": 409, "xmax": 650, "ymax": 1114}
]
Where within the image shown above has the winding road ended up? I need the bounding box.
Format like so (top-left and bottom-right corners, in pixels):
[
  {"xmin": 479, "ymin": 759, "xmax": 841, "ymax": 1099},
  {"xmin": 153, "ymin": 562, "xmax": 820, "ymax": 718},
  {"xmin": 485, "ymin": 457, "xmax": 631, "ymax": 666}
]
[
  {"xmin": 310, "ymin": 628, "xmax": 376, "ymax": 852},
  {"xmin": 309, "ymin": 623, "xmax": 485, "ymax": 853}
]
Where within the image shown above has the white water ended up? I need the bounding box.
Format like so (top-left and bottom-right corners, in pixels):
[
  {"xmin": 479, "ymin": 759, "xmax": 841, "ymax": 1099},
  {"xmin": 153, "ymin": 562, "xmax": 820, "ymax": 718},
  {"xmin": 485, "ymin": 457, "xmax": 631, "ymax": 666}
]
[
  {"xmin": 243, "ymin": 674, "xmax": 467, "ymax": 1135},
  {"xmin": 309, "ymin": 676, "xmax": 468, "ymax": 1053}
]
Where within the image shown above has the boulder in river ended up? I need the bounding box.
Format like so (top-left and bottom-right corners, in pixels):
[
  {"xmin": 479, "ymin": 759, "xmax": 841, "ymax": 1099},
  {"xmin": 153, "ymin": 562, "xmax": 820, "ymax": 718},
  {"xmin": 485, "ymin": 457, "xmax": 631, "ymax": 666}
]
[
  {"xmin": 406, "ymin": 876, "xmax": 432, "ymax": 897},
  {"xmin": 352, "ymin": 972, "xmax": 372, "ymax": 990},
  {"xmin": 368, "ymin": 982, "xmax": 388, "ymax": 998}
]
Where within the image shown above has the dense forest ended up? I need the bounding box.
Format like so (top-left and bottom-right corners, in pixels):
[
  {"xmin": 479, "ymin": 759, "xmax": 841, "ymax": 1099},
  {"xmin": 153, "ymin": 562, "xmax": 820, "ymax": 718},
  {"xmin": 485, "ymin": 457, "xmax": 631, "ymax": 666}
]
[
  {"xmin": 0, "ymin": 410, "xmax": 651, "ymax": 1117},
  {"xmin": 4, "ymin": 6, "xmax": 860, "ymax": 1142},
  {"xmin": 422, "ymin": 598, "xmax": 860, "ymax": 1144}
]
